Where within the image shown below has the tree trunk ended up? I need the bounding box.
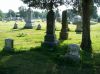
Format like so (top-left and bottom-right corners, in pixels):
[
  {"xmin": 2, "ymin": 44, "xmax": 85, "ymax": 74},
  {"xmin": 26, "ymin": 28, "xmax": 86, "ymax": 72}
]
[{"xmin": 81, "ymin": 0, "xmax": 92, "ymax": 52}]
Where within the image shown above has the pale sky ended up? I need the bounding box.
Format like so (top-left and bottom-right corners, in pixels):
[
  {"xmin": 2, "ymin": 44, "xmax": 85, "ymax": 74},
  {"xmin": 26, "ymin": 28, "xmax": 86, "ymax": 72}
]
[
  {"xmin": 0, "ymin": 0, "xmax": 27, "ymax": 12},
  {"xmin": 0, "ymin": 0, "xmax": 100, "ymax": 16}
]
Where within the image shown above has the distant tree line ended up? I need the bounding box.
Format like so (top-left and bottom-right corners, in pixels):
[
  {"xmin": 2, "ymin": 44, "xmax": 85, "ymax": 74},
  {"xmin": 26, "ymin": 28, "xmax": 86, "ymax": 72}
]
[
  {"xmin": 0, "ymin": 6, "xmax": 48, "ymax": 21},
  {"xmin": 0, "ymin": 4, "xmax": 99, "ymax": 21}
]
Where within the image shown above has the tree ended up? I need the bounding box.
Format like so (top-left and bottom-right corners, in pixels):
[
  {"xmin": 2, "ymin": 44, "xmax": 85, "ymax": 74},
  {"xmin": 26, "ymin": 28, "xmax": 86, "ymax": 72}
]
[
  {"xmin": 33, "ymin": 11, "xmax": 41, "ymax": 19},
  {"xmin": 67, "ymin": 9, "xmax": 78, "ymax": 22},
  {"xmin": 0, "ymin": 10, "xmax": 4, "ymax": 21},
  {"xmin": 80, "ymin": 0, "xmax": 100, "ymax": 52},
  {"xmin": 41, "ymin": 10, "xmax": 47, "ymax": 19},
  {"xmin": 80, "ymin": 0, "xmax": 93, "ymax": 52},
  {"xmin": 94, "ymin": 0, "xmax": 100, "ymax": 6},
  {"xmin": 6, "ymin": 9, "xmax": 16, "ymax": 18},
  {"xmin": 91, "ymin": 6, "xmax": 98, "ymax": 19},
  {"xmin": 18, "ymin": 6, "xmax": 27, "ymax": 19}
]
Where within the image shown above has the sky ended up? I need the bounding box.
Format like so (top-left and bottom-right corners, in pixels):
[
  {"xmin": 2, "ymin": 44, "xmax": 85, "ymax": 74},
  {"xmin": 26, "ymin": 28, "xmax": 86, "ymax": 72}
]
[
  {"xmin": 0, "ymin": 0, "xmax": 27, "ymax": 13},
  {"xmin": 0, "ymin": 0, "xmax": 100, "ymax": 16}
]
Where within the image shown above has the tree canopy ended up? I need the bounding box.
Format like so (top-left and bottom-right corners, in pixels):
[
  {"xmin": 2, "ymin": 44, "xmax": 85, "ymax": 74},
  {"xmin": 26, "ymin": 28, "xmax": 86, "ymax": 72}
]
[
  {"xmin": 6, "ymin": 9, "xmax": 16, "ymax": 18},
  {"xmin": 22, "ymin": 0, "xmax": 64, "ymax": 9},
  {"xmin": 18, "ymin": 6, "xmax": 27, "ymax": 19},
  {"xmin": 21, "ymin": 0, "xmax": 82, "ymax": 10},
  {"xmin": 0, "ymin": 10, "xmax": 4, "ymax": 21}
]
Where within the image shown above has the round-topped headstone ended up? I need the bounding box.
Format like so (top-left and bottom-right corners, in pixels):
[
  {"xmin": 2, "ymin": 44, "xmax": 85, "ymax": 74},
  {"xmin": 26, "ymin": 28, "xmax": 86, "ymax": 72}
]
[
  {"xmin": 36, "ymin": 24, "xmax": 41, "ymax": 30},
  {"xmin": 13, "ymin": 23, "xmax": 18, "ymax": 29},
  {"xmin": 72, "ymin": 15, "xmax": 82, "ymax": 32}
]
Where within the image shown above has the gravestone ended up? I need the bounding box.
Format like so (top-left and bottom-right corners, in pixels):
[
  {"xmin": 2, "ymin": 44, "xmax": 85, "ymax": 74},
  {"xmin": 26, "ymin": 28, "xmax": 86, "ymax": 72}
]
[
  {"xmin": 13, "ymin": 22, "xmax": 18, "ymax": 29},
  {"xmin": 24, "ymin": 7, "xmax": 33, "ymax": 29},
  {"xmin": 42, "ymin": 10, "xmax": 58, "ymax": 46},
  {"xmin": 75, "ymin": 22, "xmax": 82, "ymax": 32},
  {"xmin": 73, "ymin": 15, "xmax": 82, "ymax": 32},
  {"xmin": 3, "ymin": 38, "xmax": 14, "ymax": 52},
  {"xmin": 59, "ymin": 10, "xmax": 68, "ymax": 40},
  {"xmin": 36, "ymin": 24, "xmax": 41, "ymax": 30},
  {"xmin": 64, "ymin": 44, "xmax": 80, "ymax": 63}
]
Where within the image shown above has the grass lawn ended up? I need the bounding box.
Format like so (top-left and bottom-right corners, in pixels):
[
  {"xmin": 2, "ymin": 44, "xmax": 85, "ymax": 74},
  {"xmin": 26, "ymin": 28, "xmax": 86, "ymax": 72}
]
[{"xmin": 0, "ymin": 20, "xmax": 100, "ymax": 74}]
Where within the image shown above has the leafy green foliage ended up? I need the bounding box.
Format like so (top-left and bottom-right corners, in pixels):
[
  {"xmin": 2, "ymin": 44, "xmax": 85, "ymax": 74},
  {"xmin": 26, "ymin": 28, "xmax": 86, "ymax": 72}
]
[
  {"xmin": 91, "ymin": 6, "xmax": 98, "ymax": 19},
  {"xmin": 0, "ymin": 10, "xmax": 4, "ymax": 21},
  {"xmin": 18, "ymin": 6, "xmax": 27, "ymax": 19},
  {"xmin": 6, "ymin": 9, "xmax": 16, "ymax": 18},
  {"xmin": 21, "ymin": 0, "xmax": 65, "ymax": 9}
]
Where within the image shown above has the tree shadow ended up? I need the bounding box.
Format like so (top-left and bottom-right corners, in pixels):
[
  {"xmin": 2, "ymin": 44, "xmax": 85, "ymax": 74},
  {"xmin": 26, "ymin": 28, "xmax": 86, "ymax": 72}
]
[
  {"xmin": 0, "ymin": 45, "xmax": 100, "ymax": 74},
  {"xmin": 93, "ymin": 52, "xmax": 100, "ymax": 74}
]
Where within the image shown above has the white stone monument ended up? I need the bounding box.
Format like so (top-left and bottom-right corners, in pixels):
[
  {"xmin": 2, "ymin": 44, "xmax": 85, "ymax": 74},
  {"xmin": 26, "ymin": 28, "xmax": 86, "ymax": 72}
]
[{"xmin": 24, "ymin": 7, "xmax": 33, "ymax": 29}]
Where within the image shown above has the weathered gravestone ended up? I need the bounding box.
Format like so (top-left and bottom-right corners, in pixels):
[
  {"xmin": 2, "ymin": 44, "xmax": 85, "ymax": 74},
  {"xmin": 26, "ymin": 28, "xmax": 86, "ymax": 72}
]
[
  {"xmin": 3, "ymin": 39, "xmax": 14, "ymax": 52},
  {"xmin": 36, "ymin": 24, "xmax": 41, "ymax": 30},
  {"xmin": 42, "ymin": 10, "xmax": 58, "ymax": 46},
  {"xmin": 73, "ymin": 15, "xmax": 82, "ymax": 32},
  {"xmin": 59, "ymin": 10, "xmax": 68, "ymax": 40},
  {"xmin": 13, "ymin": 22, "xmax": 18, "ymax": 29},
  {"xmin": 24, "ymin": 7, "xmax": 33, "ymax": 29},
  {"xmin": 64, "ymin": 44, "xmax": 81, "ymax": 63}
]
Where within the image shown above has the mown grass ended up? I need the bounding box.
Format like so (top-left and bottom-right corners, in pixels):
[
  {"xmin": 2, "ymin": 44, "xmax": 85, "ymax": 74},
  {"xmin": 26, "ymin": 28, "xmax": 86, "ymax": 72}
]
[{"xmin": 0, "ymin": 20, "xmax": 100, "ymax": 74}]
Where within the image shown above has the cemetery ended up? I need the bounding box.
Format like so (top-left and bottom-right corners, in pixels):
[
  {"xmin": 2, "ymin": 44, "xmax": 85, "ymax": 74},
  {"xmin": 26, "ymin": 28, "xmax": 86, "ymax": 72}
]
[{"xmin": 0, "ymin": 0, "xmax": 100, "ymax": 74}]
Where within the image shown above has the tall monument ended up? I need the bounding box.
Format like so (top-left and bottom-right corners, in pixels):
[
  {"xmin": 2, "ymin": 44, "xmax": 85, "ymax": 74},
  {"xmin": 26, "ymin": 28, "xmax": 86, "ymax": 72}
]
[{"xmin": 24, "ymin": 7, "xmax": 33, "ymax": 29}]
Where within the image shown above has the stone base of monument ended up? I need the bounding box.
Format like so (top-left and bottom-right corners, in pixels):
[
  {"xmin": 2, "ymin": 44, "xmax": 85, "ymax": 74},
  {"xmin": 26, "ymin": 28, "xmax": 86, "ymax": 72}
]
[
  {"xmin": 75, "ymin": 29, "xmax": 82, "ymax": 32},
  {"xmin": 75, "ymin": 23, "xmax": 82, "ymax": 32},
  {"xmin": 59, "ymin": 32, "xmax": 68, "ymax": 40},
  {"xmin": 42, "ymin": 41, "xmax": 58, "ymax": 47},
  {"xmin": 24, "ymin": 26, "xmax": 33, "ymax": 29},
  {"xmin": 3, "ymin": 38, "xmax": 14, "ymax": 52},
  {"xmin": 42, "ymin": 34, "xmax": 59, "ymax": 47}
]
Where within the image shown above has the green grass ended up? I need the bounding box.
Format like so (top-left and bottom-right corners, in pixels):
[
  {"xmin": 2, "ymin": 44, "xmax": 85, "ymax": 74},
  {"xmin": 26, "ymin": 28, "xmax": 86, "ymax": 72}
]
[{"xmin": 0, "ymin": 20, "xmax": 100, "ymax": 74}]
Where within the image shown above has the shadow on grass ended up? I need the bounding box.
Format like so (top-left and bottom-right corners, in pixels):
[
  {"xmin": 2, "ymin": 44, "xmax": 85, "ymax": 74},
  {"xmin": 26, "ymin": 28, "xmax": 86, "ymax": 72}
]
[
  {"xmin": 0, "ymin": 45, "xmax": 67, "ymax": 74},
  {"xmin": 0, "ymin": 45, "xmax": 100, "ymax": 74}
]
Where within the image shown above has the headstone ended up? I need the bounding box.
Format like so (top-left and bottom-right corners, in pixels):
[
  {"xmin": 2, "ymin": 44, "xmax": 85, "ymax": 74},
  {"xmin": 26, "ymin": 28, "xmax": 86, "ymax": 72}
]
[
  {"xmin": 75, "ymin": 22, "xmax": 82, "ymax": 32},
  {"xmin": 73, "ymin": 15, "xmax": 82, "ymax": 32},
  {"xmin": 13, "ymin": 22, "xmax": 18, "ymax": 29},
  {"xmin": 42, "ymin": 10, "xmax": 58, "ymax": 47},
  {"xmin": 36, "ymin": 24, "xmax": 41, "ymax": 30},
  {"xmin": 3, "ymin": 38, "xmax": 14, "ymax": 52},
  {"xmin": 24, "ymin": 7, "xmax": 33, "ymax": 29},
  {"xmin": 59, "ymin": 10, "xmax": 68, "ymax": 40},
  {"xmin": 64, "ymin": 44, "xmax": 80, "ymax": 62}
]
